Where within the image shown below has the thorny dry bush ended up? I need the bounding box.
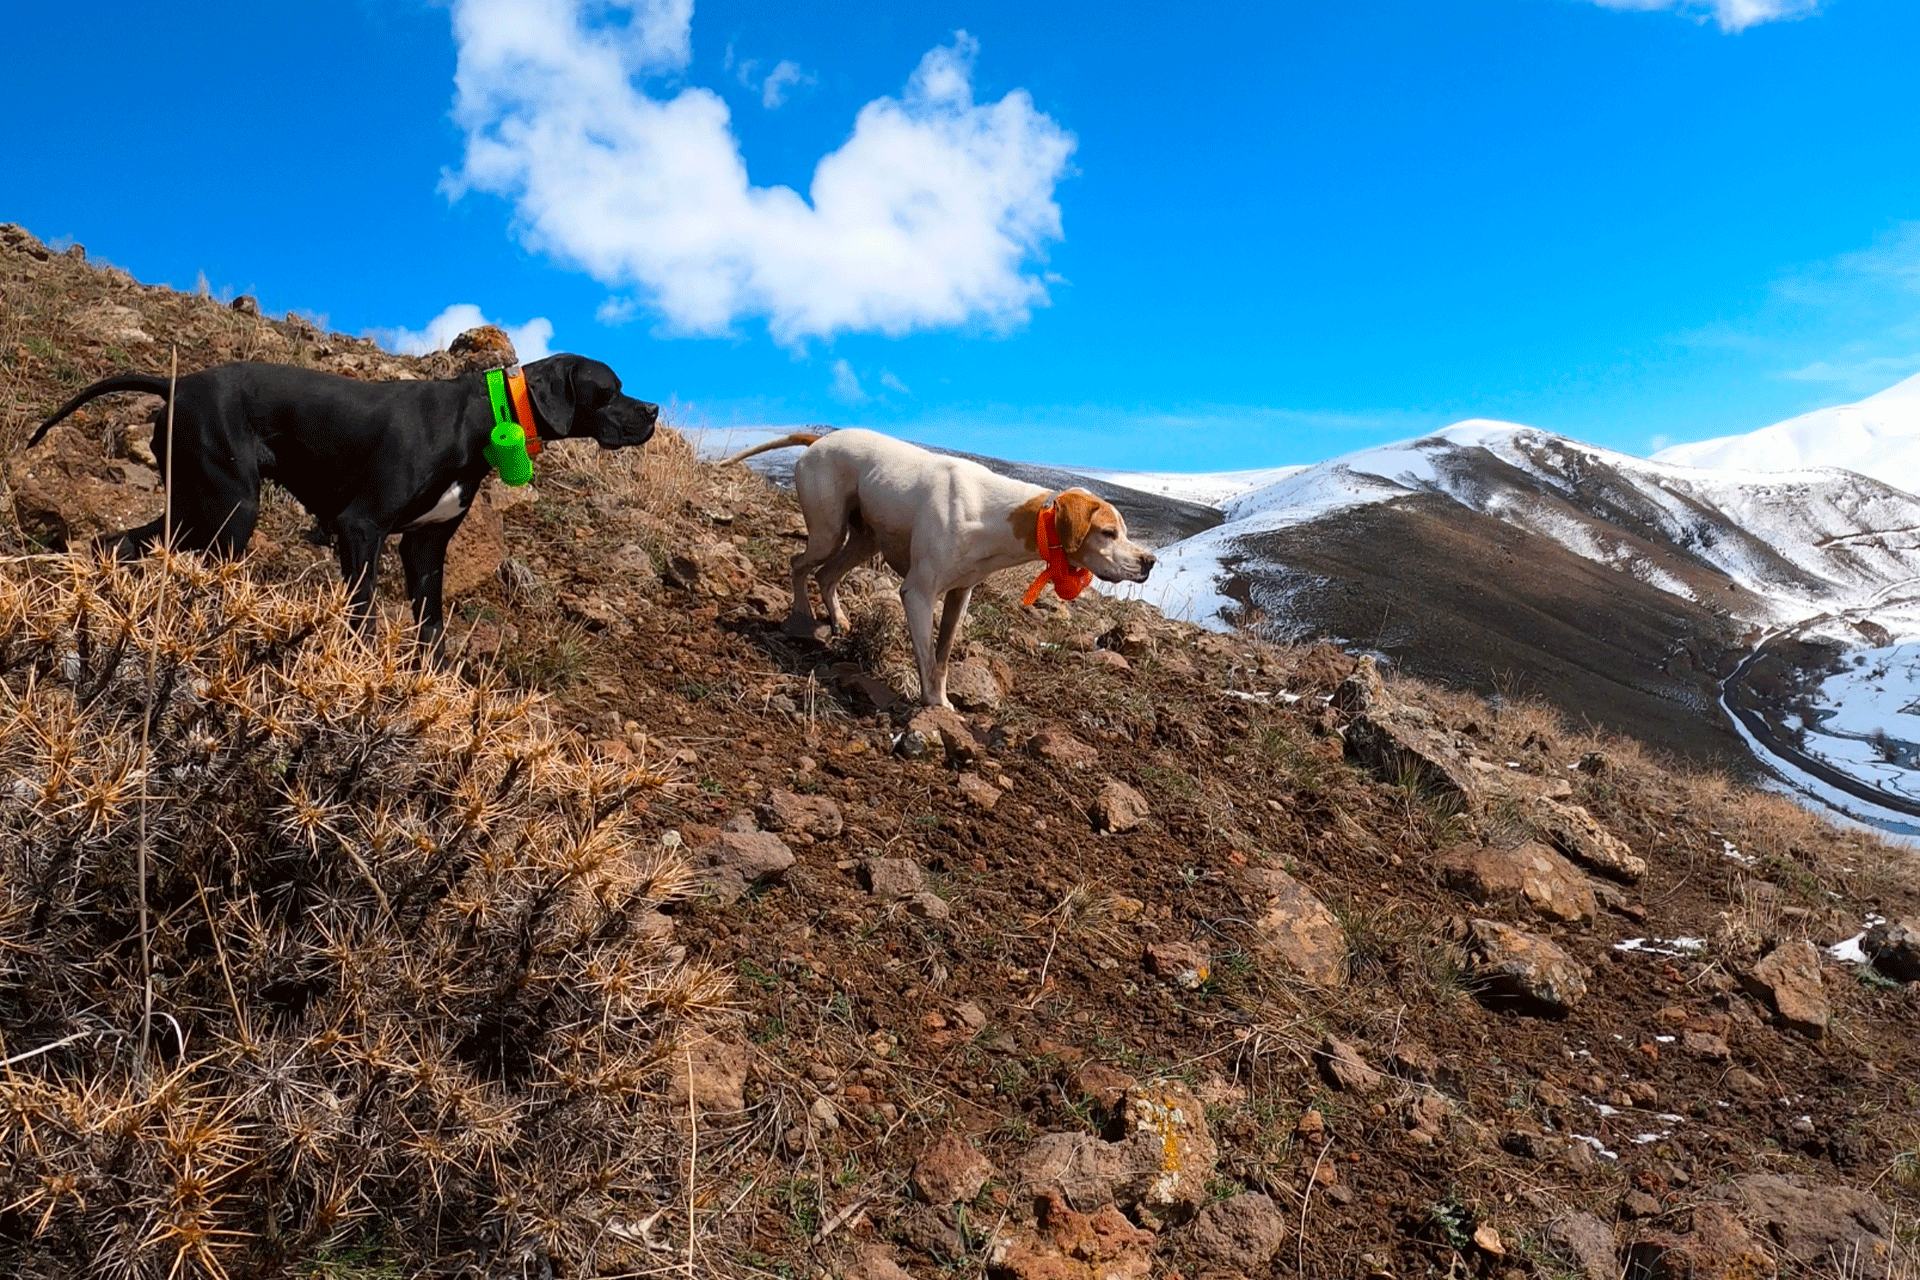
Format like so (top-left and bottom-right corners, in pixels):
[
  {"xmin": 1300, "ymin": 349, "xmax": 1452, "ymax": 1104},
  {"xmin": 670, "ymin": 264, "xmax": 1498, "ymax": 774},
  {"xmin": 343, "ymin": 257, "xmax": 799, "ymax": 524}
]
[{"xmin": 0, "ymin": 551, "xmax": 729, "ymax": 1278}]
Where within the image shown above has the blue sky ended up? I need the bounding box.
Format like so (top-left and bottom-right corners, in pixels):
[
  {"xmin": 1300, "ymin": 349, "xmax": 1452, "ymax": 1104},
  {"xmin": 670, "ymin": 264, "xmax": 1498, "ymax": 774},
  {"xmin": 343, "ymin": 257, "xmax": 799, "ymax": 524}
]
[{"xmin": 9, "ymin": 0, "xmax": 1920, "ymax": 471}]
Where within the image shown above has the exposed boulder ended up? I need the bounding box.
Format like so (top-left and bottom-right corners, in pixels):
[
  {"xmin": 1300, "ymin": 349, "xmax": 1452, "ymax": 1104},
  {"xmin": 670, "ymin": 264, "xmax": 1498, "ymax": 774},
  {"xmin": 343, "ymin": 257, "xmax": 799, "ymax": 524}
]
[
  {"xmin": 1344, "ymin": 705, "xmax": 1480, "ymax": 806},
  {"xmin": 988, "ymin": 1191, "xmax": 1155, "ymax": 1280},
  {"xmin": 1090, "ymin": 778, "xmax": 1150, "ymax": 833},
  {"xmin": 912, "ymin": 1132, "xmax": 997, "ymax": 1205},
  {"xmin": 1863, "ymin": 918, "xmax": 1920, "ymax": 983},
  {"xmin": 1531, "ymin": 797, "xmax": 1647, "ymax": 882},
  {"xmin": 1241, "ymin": 865, "xmax": 1347, "ymax": 986},
  {"xmin": 1177, "ymin": 1192, "xmax": 1289, "ymax": 1273},
  {"xmin": 1625, "ymin": 1204, "xmax": 1770, "ymax": 1280},
  {"xmin": 1742, "ymin": 940, "xmax": 1830, "ymax": 1039},
  {"xmin": 1720, "ymin": 1175, "xmax": 1895, "ymax": 1277},
  {"xmin": 1436, "ymin": 840, "xmax": 1598, "ymax": 924},
  {"xmin": 688, "ymin": 828, "xmax": 795, "ymax": 906},
  {"xmin": 1464, "ymin": 919, "xmax": 1590, "ymax": 1016}
]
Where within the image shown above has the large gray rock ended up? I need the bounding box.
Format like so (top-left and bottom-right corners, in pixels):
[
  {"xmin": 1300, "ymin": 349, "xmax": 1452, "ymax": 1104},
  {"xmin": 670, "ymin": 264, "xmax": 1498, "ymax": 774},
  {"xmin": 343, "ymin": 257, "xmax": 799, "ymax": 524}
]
[
  {"xmin": 1532, "ymin": 797, "xmax": 1646, "ymax": 882},
  {"xmin": 1863, "ymin": 918, "xmax": 1920, "ymax": 983},
  {"xmin": 1437, "ymin": 840, "xmax": 1597, "ymax": 924},
  {"xmin": 1241, "ymin": 865, "xmax": 1347, "ymax": 986},
  {"xmin": 1743, "ymin": 939, "xmax": 1830, "ymax": 1039},
  {"xmin": 1545, "ymin": 1211, "xmax": 1618, "ymax": 1280},
  {"xmin": 1721, "ymin": 1174, "xmax": 1895, "ymax": 1277},
  {"xmin": 1465, "ymin": 919, "xmax": 1590, "ymax": 1016},
  {"xmin": 690, "ymin": 830, "xmax": 795, "ymax": 905},
  {"xmin": 1179, "ymin": 1193, "xmax": 1290, "ymax": 1272}
]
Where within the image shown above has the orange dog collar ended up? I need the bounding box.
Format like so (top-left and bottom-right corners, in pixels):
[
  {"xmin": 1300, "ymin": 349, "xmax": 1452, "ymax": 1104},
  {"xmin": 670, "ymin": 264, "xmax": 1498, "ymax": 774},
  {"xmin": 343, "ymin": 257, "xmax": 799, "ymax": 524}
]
[
  {"xmin": 1022, "ymin": 501, "xmax": 1093, "ymax": 606},
  {"xmin": 506, "ymin": 365, "xmax": 540, "ymax": 457}
]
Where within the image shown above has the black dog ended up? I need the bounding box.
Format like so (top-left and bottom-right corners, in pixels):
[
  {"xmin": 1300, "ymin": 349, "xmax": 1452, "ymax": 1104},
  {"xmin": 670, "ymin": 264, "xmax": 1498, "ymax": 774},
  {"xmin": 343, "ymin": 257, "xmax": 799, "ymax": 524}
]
[{"xmin": 27, "ymin": 355, "xmax": 658, "ymax": 648}]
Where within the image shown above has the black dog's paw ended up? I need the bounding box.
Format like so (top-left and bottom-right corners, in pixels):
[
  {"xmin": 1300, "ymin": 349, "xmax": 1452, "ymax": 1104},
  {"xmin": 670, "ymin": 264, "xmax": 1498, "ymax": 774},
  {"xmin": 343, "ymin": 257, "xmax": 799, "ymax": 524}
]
[{"xmin": 302, "ymin": 521, "xmax": 331, "ymax": 547}]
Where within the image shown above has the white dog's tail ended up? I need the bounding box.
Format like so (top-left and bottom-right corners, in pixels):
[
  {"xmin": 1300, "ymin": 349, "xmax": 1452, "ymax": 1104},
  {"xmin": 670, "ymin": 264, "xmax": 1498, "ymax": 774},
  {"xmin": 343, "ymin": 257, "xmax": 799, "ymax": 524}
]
[{"xmin": 721, "ymin": 431, "xmax": 824, "ymax": 465}]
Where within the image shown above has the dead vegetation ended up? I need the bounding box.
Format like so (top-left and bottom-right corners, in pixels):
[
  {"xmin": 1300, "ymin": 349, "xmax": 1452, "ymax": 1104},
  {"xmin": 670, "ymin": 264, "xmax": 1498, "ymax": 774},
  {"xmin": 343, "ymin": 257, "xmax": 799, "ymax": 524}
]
[{"xmin": 0, "ymin": 551, "xmax": 726, "ymax": 1278}]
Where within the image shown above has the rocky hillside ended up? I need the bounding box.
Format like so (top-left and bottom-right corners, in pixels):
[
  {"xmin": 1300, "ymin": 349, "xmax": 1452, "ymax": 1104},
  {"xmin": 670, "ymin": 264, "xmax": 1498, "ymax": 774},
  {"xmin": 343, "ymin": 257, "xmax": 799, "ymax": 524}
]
[{"xmin": 3, "ymin": 224, "xmax": 1919, "ymax": 1280}]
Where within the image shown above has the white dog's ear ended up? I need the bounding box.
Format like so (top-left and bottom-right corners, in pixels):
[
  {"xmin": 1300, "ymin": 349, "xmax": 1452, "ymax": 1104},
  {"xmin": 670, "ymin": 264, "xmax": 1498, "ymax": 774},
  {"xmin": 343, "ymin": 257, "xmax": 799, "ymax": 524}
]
[{"xmin": 1053, "ymin": 490, "xmax": 1100, "ymax": 556}]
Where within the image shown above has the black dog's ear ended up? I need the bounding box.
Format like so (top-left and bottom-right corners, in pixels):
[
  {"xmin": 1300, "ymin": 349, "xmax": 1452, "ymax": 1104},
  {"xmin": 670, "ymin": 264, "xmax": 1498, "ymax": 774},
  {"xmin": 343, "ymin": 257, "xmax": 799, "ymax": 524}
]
[{"xmin": 523, "ymin": 355, "xmax": 578, "ymax": 439}]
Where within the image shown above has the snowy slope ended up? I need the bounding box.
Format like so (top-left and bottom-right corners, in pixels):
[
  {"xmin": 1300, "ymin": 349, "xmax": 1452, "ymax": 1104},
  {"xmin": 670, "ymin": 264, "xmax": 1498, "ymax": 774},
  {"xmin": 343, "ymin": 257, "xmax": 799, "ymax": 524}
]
[
  {"xmin": 1124, "ymin": 418, "xmax": 1920, "ymax": 633},
  {"xmin": 1653, "ymin": 371, "xmax": 1920, "ymax": 494}
]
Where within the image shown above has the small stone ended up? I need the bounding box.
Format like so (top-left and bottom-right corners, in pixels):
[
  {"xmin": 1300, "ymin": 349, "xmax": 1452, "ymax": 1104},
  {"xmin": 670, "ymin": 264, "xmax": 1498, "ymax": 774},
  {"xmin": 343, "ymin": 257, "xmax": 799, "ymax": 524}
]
[
  {"xmin": 956, "ymin": 772, "xmax": 1002, "ymax": 810},
  {"xmin": 1316, "ymin": 1035, "xmax": 1384, "ymax": 1093},
  {"xmin": 953, "ymin": 1001, "xmax": 989, "ymax": 1030},
  {"xmin": 1242, "ymin": 866, "xmax": 1346, "ymax": 986},
  {"xmin": 689, "ymin": 829, "xmax": 795, "ymax": 906},
  {"xmin": 1465, "ymin": 918, "xmax": 1591, "ymax": 1016},
  {"xmin": 1180, "ymin": 1193, "xmax": 1290, "ymax": 1272},
  {"xmin": 811, "ymin": 1096, "xmax": 840, "ymax": 1131},
  {"xmin": 945, "ymin": 660, "xmax": 1005, "ymax": 712},
  {"xmin": 668, "ymin": 1037, "xmax": 752, "ymax": 1113},
  {"xmin": 912, "ymin": 1132, "xmax": 997, "ymax": 1204},
  {"xmin": 1532, "ymin": 797, "xmax": 1646, "ymax": 882},
  {"xmin": 1621, "ymin": 1190, "xmax": 1661, "ymax": 1219},
  {"xmin": 1027, "ymin": 727, "xmax": 1100, "ymax": 769},
  {"xmin": 1084, "ymin": 648, "xmax": 1131, "ymax": 671},
  {"xmin": 1726, "ymin": 1068, "xmax": 1768, "ymax": 1096},
  {"xmin": 1090, "ymin": 777, "xmax": 1151, "ymax": 833},
  {"xmin": 843, "ymin": 1243, "xmax": 916, "ymax": 1280},
  {"xmin": 906, "ymin": 891, "xmax": 951, "ymax": 921},
  {"xmin": 1145, "ymin": 940, "xmax": 1210, "ymax": 988},
  {"xmin": 1681, "ymin": 1030, "xmax": 1731, "ymax": 1061},
  {"xmin": 1546, "ymin": 1212, "xmax": 1619, "ymax": 1280},
  {"xmin": 863, "ymin": 857, "xmax": 925, "ymax": 899},
  {"xmin": 756, "ymin": 789, "xmax": 844, "ymax": 838},
  {"xmin": 1474, "ymin": 1224, "xmax": 1505, "ymax": 1255},
  {"xmin": 1863, "ymin": 918, "xmax": 1920, "ymax": 983}
]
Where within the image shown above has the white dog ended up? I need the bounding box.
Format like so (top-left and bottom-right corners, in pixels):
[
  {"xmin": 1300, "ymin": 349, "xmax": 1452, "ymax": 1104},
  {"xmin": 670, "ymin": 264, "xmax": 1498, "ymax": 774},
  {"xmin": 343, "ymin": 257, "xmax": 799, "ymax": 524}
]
[{"xmin": 724, "ymin": 429, "xmax": 1156, "ymax": 709}]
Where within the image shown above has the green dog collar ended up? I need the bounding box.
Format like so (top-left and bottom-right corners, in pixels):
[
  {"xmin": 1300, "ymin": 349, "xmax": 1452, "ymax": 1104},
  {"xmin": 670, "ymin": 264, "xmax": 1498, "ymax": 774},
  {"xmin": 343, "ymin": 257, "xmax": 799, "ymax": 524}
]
[{"xmin": 482, "ymin": 367, "xmax": 534, "ymax": 486}]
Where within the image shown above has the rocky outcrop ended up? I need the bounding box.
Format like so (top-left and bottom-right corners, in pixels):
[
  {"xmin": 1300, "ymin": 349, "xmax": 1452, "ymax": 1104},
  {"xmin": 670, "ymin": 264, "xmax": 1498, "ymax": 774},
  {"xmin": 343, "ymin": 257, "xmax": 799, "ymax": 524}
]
[
  {"xmin": 1863, "ymin": 918, "xmax": 1920, "ymax": 983},
  {"xmin": 1531, "ymin": 797, "xmax": 1647, "ymax": 882},
  {"xmin": 1012, "ymin": 1080, "xmax": 1217, "ymax": 1225},
  {"xmin": 1090, "ymin": 778, "xmax": 1150, "ymax": 833},
  {"xmin": 1742, "ymin": 940, "xmax": 1830, "ymax": 1039},
  {"xmin": 1241, "ymin": 865, "xmax": 1347, "ymax": 986},
  {"xmin": 912, "ymin": 1132, "xmax": 997, "ymax": 1205},
  {"xmin": 1464, "ymin": 919, "xmax": 1590, "ymax": 1016},
  {"xmin": 1437, "ymin": 840, "xmax": 1598, "ymax": 924}
]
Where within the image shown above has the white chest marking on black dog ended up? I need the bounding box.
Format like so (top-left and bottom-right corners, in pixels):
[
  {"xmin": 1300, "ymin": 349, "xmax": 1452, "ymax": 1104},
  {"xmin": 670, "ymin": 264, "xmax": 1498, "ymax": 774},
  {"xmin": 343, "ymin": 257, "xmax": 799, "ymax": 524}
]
[{"xmin": 405, "ymin": 481, "xmax": 471, "ymax": 528}]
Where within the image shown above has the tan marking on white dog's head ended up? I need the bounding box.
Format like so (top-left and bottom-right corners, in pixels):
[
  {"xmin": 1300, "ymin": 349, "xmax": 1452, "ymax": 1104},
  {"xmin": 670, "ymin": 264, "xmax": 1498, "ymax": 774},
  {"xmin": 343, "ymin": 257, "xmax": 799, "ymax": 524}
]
[{"xmin": 1054, "ymin": 488, "xmax": 1157, "ymax": 585}]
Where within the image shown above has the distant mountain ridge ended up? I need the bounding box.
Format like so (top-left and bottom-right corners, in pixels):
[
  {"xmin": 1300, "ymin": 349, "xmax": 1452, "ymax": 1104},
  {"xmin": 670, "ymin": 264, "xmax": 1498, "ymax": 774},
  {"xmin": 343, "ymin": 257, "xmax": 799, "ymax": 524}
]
[{"xmin": 1653, "ymin": 370, "xmax": 1920, "ymax": 489}]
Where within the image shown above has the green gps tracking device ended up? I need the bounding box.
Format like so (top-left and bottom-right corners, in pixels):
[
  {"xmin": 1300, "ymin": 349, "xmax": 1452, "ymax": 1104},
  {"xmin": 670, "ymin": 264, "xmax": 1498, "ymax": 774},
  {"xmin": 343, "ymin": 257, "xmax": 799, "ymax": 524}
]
[
  {"xmin": 483, "ymin": 368, "xmax": 535, "ymax": 486},
  {"xmin": 485, "ymin": 419, "xmax": 534, "ymax": 486}
]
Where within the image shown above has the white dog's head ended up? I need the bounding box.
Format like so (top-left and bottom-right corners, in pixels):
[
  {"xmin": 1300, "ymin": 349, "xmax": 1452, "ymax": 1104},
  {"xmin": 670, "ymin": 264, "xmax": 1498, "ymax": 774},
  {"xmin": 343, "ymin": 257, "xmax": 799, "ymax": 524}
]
[{"xmin": 1052, "ymin": 489, "xmax": 1156, "ymax": 584}]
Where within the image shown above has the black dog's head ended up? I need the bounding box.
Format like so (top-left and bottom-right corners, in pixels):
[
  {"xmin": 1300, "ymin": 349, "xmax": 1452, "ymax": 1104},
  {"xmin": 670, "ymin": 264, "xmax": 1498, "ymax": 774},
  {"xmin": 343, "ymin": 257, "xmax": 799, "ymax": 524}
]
[{"xmin": 523, "ymin": 354, "xmax": 659, "ymax": 450}]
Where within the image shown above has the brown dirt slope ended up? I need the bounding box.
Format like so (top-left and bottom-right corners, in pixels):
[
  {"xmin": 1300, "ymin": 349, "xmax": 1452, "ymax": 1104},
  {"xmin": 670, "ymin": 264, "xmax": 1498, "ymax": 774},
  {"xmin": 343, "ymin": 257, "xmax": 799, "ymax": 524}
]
[{"xmin": 3, "ymin": 225, "xmax": 1919, "ymax": 1280}]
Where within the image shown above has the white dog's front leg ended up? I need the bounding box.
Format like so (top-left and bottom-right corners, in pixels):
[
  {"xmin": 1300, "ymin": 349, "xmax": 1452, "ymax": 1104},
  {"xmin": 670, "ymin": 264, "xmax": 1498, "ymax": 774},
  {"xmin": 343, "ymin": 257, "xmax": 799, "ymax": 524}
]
[{"xmin": 899, "ymin": 575, "xmax": 949, "ymax": 709}]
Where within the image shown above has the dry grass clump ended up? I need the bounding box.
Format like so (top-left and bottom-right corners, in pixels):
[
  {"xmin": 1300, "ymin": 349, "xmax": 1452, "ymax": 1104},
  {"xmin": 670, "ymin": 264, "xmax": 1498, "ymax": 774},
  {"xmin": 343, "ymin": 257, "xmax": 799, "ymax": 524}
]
[{"xmin": 0, "ymin": 551, "xmax": 727, "ymax": 1278}]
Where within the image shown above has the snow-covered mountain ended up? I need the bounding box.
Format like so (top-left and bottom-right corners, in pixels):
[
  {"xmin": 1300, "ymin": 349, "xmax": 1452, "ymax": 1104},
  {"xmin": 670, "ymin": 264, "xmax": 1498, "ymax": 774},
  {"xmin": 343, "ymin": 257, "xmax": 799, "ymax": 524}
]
[
  {"xmin": 1111, "ymin": 399, "xmax": 1920, "ymax": 835},
  {"xmin": 1653, "ymin": 370, "xmax": 1920, "ymax": 491}
]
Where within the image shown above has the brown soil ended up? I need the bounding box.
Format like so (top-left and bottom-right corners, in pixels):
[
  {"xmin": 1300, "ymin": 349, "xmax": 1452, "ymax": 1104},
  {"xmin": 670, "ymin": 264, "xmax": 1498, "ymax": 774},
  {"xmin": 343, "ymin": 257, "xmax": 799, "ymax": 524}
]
[{"xmin": 3, "ymin": 226, "xmax": 1919, "ymax": 1280}]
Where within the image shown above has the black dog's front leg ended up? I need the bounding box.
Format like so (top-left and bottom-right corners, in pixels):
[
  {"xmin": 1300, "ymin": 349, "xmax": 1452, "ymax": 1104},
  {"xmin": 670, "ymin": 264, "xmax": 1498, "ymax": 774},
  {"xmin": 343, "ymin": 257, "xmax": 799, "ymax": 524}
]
[
  {"xmin": 398, "ymin": 522, "xmax": 461, "ymax": 657},
  {"xmin": 334, "ymin": 524, "xmax": 384, "ymax": 633}
]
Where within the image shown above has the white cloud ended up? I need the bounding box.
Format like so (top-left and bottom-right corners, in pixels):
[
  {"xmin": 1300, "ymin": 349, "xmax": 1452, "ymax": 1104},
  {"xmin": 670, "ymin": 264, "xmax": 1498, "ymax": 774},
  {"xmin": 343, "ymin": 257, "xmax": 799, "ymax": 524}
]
[
  {"xmin": 879, "ymin": 370, "xmax": 912, "ymax": 395},
  {"xmin": 1580, "ymin": 0, "xmax": 1821, "ymax": 33},
  {"xmin": 443, "ymin": 0, "xmax": 1075, "ymax": 345},
  {"xmin": 829, "ymin": 358, "xmax": 866, "ymax": 403},
  {"xmin": 760, "ymin": 59, "xmax": 815, "ymax": 108},
  {"xmin": 374, "ymin": 303, "xmax": 555, "ymax": 362}
]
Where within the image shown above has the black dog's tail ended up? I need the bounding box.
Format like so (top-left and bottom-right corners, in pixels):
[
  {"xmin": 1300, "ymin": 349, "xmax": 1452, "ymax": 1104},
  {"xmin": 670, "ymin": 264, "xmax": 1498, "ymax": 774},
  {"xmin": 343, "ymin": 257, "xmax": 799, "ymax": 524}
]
[{"xmin": 25, "ymin": 374, "xmax": 174, "ymax": 448}]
